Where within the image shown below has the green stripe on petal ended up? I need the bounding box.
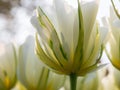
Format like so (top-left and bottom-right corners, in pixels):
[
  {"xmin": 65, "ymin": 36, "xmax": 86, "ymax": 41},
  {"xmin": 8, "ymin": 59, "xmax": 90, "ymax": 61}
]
[
  {"xmin": 96, "ymin": 45, "xmax": 104, "ymax": 63},
  {"xmin": 36, "ymin": 7, "xmax": 68, "ymax": 66},
  {"xmin": 38, "ymin": 67, "xmax": 49, "ymax": 89},
  {"xmin": 76, "ymin": 0, "xmax": 84, "ymax": 59},
  {"xmin": 81, "ymin": 31, "xmax": 101, "ymax": 69},
  {"xmin": 73, "ymin": 0, "xmax": 84, "ymax": 71},
  {"xmin": 11, "ymin": 44, "xmax": 17, "ymax": 89},
  {"xmin": 77, "ymin": 44, "xmax": 104, "ymax": 76},
  {"xmin": 35, "ymin": 34, "xmax": 64, "ymax": 72}
]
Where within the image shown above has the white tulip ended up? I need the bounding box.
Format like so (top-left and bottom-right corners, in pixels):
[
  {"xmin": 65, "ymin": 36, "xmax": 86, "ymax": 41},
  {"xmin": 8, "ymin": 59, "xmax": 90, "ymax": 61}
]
[
  {"xmin": 31, "ymin": 0, "xmax": 106, "ymax": 76},
  {"xmin": 106, "ymin": 5, "xmax": 120, "ymax": 70},
  {"xmin": 18, "ymin": 36, "xmax": 64, "ymax": 90},
  {"xmin": 0, "ymin": 43, "xmax": 17, "ymax": 90}
]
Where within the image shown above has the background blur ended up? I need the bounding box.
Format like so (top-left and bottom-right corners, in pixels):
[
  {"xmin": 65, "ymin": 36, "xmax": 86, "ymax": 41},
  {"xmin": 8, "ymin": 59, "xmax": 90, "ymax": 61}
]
[
  {"xmin": 0, "ymin": 0, "xmax": 110, "ymax": 44},
  {"xmin": 0, "ymin": 0, "xmax": 53, "ymax": 45}
]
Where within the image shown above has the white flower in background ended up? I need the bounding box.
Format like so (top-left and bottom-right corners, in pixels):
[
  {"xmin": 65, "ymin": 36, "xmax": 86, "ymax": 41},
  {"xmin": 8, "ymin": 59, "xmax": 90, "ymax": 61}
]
[
  {"xmin": 18, "ymin": 36, "xmax": 65, "ymax": 90},
  {"xmin": 105, "ymin": 5, "xmax": 120, "ymax": 70},
  {"xmin": 97, "ymin": 65, "xmax": 119, "ymax": 90},
  {"xmin": 77, "ymin": 72, "xmax": 99, "ymax": 90},
  {"xmin": 0, "ymin": 43, "xmax": 17, "ymax": 90},
  {"xmin": 31, "ymin": 0, "xmax": 106, "ymax": 76}
]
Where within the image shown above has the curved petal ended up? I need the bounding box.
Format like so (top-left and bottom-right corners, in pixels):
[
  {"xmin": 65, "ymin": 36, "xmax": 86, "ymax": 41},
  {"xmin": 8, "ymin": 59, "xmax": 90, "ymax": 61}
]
[
  {"xmin": 18, "ymin": 36, "xmax": 43, "ymax": 89},
  {"xmin": 34, "ymin": 7, "xmax": 68, "ymax": 66},
  {"xmin": 77, "ymin": 72, "xmax": 98, "ymax": 90},
  {"xmin": 18, "ymin": 36, "xmax": 65, "ymax": 89},
  {"xmin": 53, "ymin": 0, "xmax": 77, "ymax": 60},
  {"xmin": 0, "ymin": 43, "xmax": 17, "ymax": 89},
  {"xmin": 81, "ymin": 0, "xmax": 99, "ymax": 48}
]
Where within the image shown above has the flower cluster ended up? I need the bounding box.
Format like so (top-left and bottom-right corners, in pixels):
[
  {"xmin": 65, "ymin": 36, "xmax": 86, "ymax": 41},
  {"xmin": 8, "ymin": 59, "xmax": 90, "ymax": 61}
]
[{"xmin": 1, "ymin": 0, "xmax": 120, "ymax": 90}]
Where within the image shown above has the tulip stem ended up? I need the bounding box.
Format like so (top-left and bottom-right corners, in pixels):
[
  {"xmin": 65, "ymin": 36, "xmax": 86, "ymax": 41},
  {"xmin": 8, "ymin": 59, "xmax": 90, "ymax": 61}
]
[{"xmin": 69, "ymin": 74, "xmax": 77, "ymax": 90}]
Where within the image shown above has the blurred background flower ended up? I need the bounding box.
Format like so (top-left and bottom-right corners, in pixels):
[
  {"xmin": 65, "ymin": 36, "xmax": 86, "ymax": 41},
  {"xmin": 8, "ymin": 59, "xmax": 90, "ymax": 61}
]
[
  {"xmin": 105, "ymin": 3, "xmax": 120, "ymax": 70},
  {"xmin": 98, "ymin": 65, "xmax": 120, "ymax": 90},
  {"xmin": 113, "ymin": 66, "xmax": 120, "ymax": 90},
  {"xmin": 0, "ymin": 0, "xmax": 52, "ymax": 44},
  {"xmin": 0, "ymin": 43, "xmax": 17, "ymax": 90},
  {"xmin": 18, "ymin": 36, "xmax": 65, "ymax": 90}
]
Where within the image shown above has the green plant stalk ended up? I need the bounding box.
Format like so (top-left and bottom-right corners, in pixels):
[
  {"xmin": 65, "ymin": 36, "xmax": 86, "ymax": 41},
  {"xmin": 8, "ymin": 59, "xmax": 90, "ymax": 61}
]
[{"xmin": 69, "ymin": 74, "xmax": 77, "ymax": 90}]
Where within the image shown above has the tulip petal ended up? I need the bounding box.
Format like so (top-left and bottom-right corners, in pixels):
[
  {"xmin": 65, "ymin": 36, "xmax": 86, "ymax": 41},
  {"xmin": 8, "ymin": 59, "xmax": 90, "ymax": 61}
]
[
  {"xmin": 18, "ymin": 37, "xmax": 44, "ymax": 89},
  {"xmin": 0, "ymin": 44, "xmax": 17, "ymax": 89},
  {"xmin": 78, "ymin": 44, "xmax": 103, "ymax": 75},
  {"xmin": 36, "ymin": 7, "xmax": 68, "ymax": 66},
  {"xmin": 18, "ymin": 36, "xmax": 65, "ymax": 89},
  {"xmin": 53, "ymin": 0, "xmax": 77, "ymax": 60},
  {"xmin": 82, "ymin": 0, "xmax": 99, "ymax": 50},
  {"xmin": 82, "ymin": 27, "xmax": 101, "ymax": 68},
  {"xmin": 73, "ymin": 0, "xmax": 84, "ymax": 71},
  {"xmin": 77, "ymin": 72, "xmax": 98, "ymax": 90},
  {"xmin": 35, "ymin": 34, "xmax": 65, "ymax": 73},
  {"xmin": 38, "ymin": 68, "xmax": 49, "ymax": 89},
  {"xmin": 46, "ymin": 73, "xmax": 65, "ymax": 90},
  {"xmin": 77, "ymin": 63, "xmax": 107, "ymax": 76}
]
